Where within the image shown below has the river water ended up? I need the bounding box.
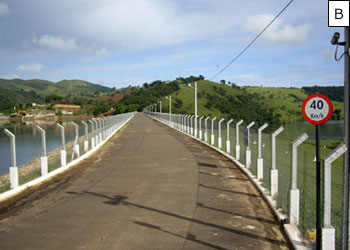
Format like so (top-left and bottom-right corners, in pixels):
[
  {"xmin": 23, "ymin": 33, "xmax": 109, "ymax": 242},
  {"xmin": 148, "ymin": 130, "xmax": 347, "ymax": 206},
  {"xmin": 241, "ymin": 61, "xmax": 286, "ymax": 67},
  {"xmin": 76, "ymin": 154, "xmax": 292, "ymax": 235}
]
[{"xmin": 0, "ymin": 119, "xmax": 345, "ymax": 176}]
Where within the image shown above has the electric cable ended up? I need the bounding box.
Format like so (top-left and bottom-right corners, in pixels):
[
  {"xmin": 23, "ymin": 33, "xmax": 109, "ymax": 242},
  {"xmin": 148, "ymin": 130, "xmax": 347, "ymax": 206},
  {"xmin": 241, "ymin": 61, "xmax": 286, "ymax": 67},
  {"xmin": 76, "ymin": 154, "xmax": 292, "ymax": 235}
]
[{"xmin": 210, "ymin": 0, "xmax": 294, "ymax": 81}]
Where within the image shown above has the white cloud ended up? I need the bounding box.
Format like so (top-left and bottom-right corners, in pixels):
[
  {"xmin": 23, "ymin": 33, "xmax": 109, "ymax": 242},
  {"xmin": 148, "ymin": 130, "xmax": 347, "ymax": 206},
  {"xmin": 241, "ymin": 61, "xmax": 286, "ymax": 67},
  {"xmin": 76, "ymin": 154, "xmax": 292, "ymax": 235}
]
[
  {"xmin": 171, "ymin": 54, "xmax": 185, "ymax": 61},
  {"xmin": 96, "ymin": 47, "xmax": 108, "ymax": 56},
  {"xmin": 0, "ymin": 2, "xmax": 10, "ymax": 17},
  {"xmin": 244, "ymin": 14, "xmax": 312, "ymax": 44},
  {"xmin": 32, "ymin": 35, "xmax": 81, "ymax": 52},
  {"xmin": 81, "ymin": 58, "xmax": 93, "ymax": 63},
  {"xmin": 17, "ymin": 63, "xmax": 44, "ymax": 72},
  {"xmin": 1, "ymin": 73, "xmax": 19, "ymax": 79}
]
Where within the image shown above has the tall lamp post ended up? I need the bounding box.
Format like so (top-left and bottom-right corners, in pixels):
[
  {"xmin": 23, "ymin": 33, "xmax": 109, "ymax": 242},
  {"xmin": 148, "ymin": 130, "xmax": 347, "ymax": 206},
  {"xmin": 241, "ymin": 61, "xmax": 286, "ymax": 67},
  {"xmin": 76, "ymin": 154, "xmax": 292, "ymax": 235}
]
[{"xmin": 188, "ymin": 82, "xmax": 198, "ymax": 137}]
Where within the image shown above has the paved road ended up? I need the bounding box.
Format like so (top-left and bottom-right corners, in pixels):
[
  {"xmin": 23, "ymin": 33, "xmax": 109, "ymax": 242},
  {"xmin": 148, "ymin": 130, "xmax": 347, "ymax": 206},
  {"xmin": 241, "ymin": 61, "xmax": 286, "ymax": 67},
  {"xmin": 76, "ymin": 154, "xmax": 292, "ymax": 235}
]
[{"xmin": 0, "ymin": 113, "xmax": 291, "ymax": 250}]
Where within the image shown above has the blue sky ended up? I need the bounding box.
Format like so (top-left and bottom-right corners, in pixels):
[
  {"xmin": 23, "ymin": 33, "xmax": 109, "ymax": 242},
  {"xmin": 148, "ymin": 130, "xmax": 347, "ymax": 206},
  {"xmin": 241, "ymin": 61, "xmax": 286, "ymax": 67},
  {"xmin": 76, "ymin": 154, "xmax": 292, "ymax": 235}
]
[{"xmin": 0, "ymin": 0, "xmax": 345, "ymax": 88}]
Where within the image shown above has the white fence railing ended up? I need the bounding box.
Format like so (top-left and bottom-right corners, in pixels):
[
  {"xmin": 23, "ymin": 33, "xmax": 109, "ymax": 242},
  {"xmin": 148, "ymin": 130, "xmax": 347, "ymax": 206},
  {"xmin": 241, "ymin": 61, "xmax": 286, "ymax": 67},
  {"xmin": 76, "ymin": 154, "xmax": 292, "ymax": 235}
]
[
  {"xmin": 1, "ymin": 112, "xmax": 135, "ymax": 192},
  {"xmin": 146, "ymin": 111, "xmax": 347, "ymax": 250}
]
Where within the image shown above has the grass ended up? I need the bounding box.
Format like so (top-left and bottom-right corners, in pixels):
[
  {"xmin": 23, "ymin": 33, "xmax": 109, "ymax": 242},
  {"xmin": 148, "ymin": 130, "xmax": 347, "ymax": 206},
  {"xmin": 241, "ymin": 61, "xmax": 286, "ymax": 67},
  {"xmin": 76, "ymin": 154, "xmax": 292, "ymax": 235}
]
[{"xmin": 159, "ymin": 81, "xmax": 344, "ymax": 124}]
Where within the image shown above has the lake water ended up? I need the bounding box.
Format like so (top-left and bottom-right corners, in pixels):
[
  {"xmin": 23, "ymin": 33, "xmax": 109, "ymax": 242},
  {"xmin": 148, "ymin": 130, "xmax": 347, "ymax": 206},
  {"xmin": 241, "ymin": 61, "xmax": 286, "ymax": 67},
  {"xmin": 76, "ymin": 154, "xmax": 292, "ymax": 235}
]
[
  {"xmin": 0, "ymin": 119, "xmax": 86, "ymax": 175},
  {"xmin": 0, "ymin": 119, "xmax": 345, "ymax": 176}
]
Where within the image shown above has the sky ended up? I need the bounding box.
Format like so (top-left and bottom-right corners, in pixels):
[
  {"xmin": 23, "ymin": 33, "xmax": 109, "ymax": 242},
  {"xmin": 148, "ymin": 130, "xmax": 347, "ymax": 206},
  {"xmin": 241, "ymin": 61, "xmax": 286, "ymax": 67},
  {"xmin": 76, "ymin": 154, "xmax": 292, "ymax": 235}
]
[{"xmin": 0, "ymin": 0, "xmax": 346, "ymax": 88}]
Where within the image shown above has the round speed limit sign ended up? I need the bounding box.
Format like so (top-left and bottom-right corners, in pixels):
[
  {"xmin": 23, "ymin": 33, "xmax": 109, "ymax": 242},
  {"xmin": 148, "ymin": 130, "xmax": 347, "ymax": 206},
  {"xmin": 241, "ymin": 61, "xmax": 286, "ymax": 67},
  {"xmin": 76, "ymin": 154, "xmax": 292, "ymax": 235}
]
[{"xmin": 302, "ymin": 93, "xmax": 333, "ymax": 125}]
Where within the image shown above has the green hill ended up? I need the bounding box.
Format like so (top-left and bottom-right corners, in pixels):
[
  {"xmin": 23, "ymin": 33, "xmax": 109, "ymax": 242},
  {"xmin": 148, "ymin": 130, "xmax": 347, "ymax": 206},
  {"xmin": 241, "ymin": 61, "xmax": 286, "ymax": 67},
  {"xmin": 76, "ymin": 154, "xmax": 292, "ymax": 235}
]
[
  {"xmin": 155, "ymin": 80, "xmax": 344, "ymax": 125},
  {"xmin": 0, "ymin": 78, "xmax": 113, "ymax": 112}
]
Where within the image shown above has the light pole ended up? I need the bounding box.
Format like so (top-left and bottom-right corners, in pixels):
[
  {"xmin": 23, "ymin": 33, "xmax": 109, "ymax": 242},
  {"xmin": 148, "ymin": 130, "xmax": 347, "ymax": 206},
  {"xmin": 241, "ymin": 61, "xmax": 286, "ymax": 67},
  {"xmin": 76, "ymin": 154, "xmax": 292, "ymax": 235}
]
[
  {"xmin": 159, "ymin": 100, "xmax": 162, "ymax": 113},
  {"xmin": 188, "ymin": 82, "xmax": 198, "ymax": 138}
]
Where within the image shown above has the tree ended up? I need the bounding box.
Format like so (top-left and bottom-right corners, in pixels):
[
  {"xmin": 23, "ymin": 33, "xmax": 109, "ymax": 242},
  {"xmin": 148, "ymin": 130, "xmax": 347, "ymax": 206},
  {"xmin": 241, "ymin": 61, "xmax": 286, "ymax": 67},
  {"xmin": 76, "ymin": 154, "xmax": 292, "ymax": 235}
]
[{"xmin": 220, "ymin": 79, "xmax": 226, "ymax": 85}]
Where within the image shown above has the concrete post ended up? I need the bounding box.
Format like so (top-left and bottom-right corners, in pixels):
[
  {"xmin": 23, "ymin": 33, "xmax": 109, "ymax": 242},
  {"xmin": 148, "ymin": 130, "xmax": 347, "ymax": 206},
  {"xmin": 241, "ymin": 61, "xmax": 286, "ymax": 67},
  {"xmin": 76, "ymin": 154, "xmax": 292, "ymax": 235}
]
[
  {"xmin": 204, "ymin": 117, "xmax": 209, "ymax": 143},
  {"xmin": 290, "ymin": 133, "xmax": 308, "ymax": 226},
  {"xmin": 93, "ymin": 119, "xmax": 99, "ymax": 145},
  {"xmin": 4, "ymin": 129, "xmax": 18, "ymax": 189},
  {"xmin": 245, "ymin": 122, "xmax": 255, "ymax": 169},
  {"xmin": 81, "ymin": 121, "xmax": 89, "ymax": 152},
  {"xmin": 36, "ymin": 125, "xmax": 48, "ymax": 176},
  {"xmin": 71, "ymin": 121, "xmax": 80, "ymax": 159},
  {"xmin": 190, "ymin": 115, "xmax": 194, "ymax": 135},
  {"xmin": 89, "ymin": 120, "xmax": 95, "ymax": 148},
  {"xmin": 211, "ymin": 117, "xmax": 217, "ymax": 145},
  {"xmin": 226, "ymin": 119, "xmax": 234, "ymax": 154},
  {"xmin": 98, "ymin": 119, "xmax": 103, "ymax": 143},
  {"xmin": 56, "ymin": 123, "xmax": 66, "ymax": 167},
  {"xmin": 257, "ymin": 123, "xmax": 268, "ymax": 180},
  {"xmin": 199, "ymin": 116, "xmax": 204, "ymax": 140},
  {"xmin": 270, "ymin": 126, "xmax": 284, "ymax": 197},
  {"xmin": 236, "ymin": 120, "xmax": 244, "ymax": 160},
  {"xmin": 322, "ymin": 143, "xmax": 347, "ymax": 250},
  {"xmin": 218, "ymin": 118, "xmax": 224, "ymax": 149}
]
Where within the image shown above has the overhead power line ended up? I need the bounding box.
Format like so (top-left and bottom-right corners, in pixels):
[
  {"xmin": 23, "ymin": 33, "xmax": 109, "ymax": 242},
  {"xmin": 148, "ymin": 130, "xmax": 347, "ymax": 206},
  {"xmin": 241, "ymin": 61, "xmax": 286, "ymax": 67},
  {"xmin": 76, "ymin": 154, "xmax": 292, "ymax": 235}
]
[{"xmin": 210, "ymin": 0, "xmax": 294, "ymax": 81}]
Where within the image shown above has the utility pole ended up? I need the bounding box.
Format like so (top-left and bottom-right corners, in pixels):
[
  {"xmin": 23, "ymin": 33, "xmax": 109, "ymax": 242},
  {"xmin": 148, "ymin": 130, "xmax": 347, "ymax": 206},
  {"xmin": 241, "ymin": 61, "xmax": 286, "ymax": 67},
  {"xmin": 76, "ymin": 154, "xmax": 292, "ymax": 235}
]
[{"xmin": 344, "ymin": 26, "xmax": 350, "ymax": 250}]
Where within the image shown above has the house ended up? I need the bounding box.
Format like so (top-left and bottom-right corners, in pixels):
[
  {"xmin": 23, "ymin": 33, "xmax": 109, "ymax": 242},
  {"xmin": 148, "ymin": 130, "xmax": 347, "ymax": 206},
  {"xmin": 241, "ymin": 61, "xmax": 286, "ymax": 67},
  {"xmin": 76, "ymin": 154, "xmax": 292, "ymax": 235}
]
[{"xmin": 53, "ymin": 104, "xmax": 81, "ymax": 115}]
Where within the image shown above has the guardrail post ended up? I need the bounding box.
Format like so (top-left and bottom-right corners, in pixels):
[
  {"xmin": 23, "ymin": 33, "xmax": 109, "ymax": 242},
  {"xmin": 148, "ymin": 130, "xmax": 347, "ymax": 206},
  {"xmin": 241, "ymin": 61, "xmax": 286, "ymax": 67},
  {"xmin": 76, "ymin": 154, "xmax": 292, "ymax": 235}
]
[
  {"xmin": 322, "ymin": 143, "xmax": 347, "ymax": 250},
  {"xmin": 181, "ymin": 115, "xmax": 184, "ymax": 131},
  {"xmin": 236, "ymin": 120, "xmax": 244, "ymax": 160},
  {"xmin": 81, "ymin": 121, "xmax": 89, "ymax": 152},
  {"xmin": 226, "ymin": 119, "xmax": 234, "ymax": 154},
  {"xmin": 211, "ymin": 117, "xmax": 217, "ymax": 145},
  {"xmin": 187, "ymin": 115, "xmax": 190, "ymax": 134},
  {"xmin": 98, "ymin": 119, "xmax": 103, "ymax": 143},
  {"xmin": 36, "ymin": 125, "xmax": 48, "ymax": 176},
  {"xmin": 190, "ymin": 115, "xmax": 194, "ymax": 135},
  {"xmin": 204, "ymin": 117, "xmax": 209, "ymax": 143},
  {"xmin": 218, "ymin": 118, "xmax": 224, "ymax": 149},
  {"xmin": 245, "ymin": 121, "xmax": 255, "ymax": 168},
  {"xmin": 93, "ymin": 119, "xmax": 99, "ymax": 144},
  {"xmin": 270, "ymin": 126, "xmax": 284, "ymax": 197},
  {"xmin": 4, "ymin": 129, "xmax": 18, "ymax": 189},
  {"xmin": 290, "ymin": 133, "xmax": 308, "ymax": 226},
  {"xmin": 71, "ymin": 121, "xmax": 80, "ymax": 159},
  {"xmin": 199, "ymin": 116, "xmax": 204, "ymax": 140},
  {"xmin": 89, "ymin": 120, "xmax": 95, "ymax": 148},
  {"xmin": 257, "ymin": 123, "xmax": 268, "ymax": 180},
  {"xmin": 56, "ymin": 123, "xmax": 66, "ymax": 167}
]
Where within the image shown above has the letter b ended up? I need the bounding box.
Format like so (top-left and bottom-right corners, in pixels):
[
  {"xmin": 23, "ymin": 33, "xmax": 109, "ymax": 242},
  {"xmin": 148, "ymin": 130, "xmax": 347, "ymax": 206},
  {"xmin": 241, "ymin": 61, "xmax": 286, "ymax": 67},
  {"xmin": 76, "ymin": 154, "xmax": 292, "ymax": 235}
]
[{"xmin": 335, "ymin": 8, "xmax": 343, "ymax": 19}]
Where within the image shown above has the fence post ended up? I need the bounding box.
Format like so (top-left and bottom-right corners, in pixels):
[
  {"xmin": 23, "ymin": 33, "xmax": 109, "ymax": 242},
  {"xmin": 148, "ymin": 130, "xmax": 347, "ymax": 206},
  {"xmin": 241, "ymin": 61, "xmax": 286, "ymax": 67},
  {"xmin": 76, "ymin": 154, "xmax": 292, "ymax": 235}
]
[
  {"xmin": 199, "ymin": 116, "xmax": 204, "ymax": 140},
  {"xmin": 204, "ymin": 117, "xmax": 209, "ymax": 143},
  {"xmin": 93, "ymin": 119, "xmax": 99, "ymax": 144},
  {"xmin": 98, "ymin": 119, "xmax": 103, "ymax": 143},
  {"xmin": 236, "ymin": 120, "xmax": 244, "ymax": 160},
  {"xmin": 245, "ymin": 122, "xmax": 255, "ymax": 168},
  {"xmin": 211, "ymin": 117, "xmax": 217, "ymax": 145},
  {"xmin": 81, "ymin": 121, "xmax": 89, "ymax": 152},
  {"xmin": 190, "ymin": 115, "xmax": 194, "ymax": 135},
  {"xmin": 56, "ymin": 123, "xmax": 66, "ymax": 167},
  {"xmin": 4, "ymin": 129, "xmax": 18, "ymax": 189},
  {"xmin": 71, "ymin": 121, "xmax": 80, "ymax": 159},
  {"xmin": 36, "ymin": 125, "xmax": 48, "ymax": 176},
  {"xmin": 226, "ymin": 119, "xmax": 234, "ymax": 154},
  {"xmin": 257, "ymin": 123, "xmax": 268, "ymax": 180},
  {"xmin": 89, "ymin": 120, "xmax": 95, "ymax": 148},
  {"xmin": 270, "ymin": 126, "xmax": 284, "ymax": 197},
  {"xmin": 218, "ymin": 118, "xmax": 224, "ymax": 149},
  {"xmin": 290, "ymin": 133, "xmax": 308, "ymax": 226},
  {"xmin": 322, "ymin": 143, "xmax": 347, "ymax": 250}
]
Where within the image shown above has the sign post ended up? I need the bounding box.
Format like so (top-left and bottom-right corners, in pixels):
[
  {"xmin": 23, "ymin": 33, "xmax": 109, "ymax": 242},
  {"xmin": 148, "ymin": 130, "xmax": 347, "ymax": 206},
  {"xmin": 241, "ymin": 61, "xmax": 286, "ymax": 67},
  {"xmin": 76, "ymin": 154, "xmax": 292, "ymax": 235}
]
[{"xmin": 302, "ymin": 93, "xmax": 333, "ymax": 250}]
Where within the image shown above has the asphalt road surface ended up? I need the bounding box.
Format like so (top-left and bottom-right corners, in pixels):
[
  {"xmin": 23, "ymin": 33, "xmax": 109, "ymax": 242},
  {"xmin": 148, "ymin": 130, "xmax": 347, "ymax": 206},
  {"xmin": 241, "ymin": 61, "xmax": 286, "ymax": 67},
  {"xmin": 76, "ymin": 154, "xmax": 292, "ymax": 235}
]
[{"xmin": 0, "ymin": 113, "xmax": 291, "ymax": 250}]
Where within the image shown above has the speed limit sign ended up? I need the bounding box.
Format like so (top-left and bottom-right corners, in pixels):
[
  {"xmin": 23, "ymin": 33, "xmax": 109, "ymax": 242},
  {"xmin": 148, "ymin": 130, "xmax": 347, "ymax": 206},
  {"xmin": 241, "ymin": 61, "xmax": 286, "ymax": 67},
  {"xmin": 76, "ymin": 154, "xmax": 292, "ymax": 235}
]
[{"xmin": 302, "ymin": 93, "xmax": 333, "ymax": 125}]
